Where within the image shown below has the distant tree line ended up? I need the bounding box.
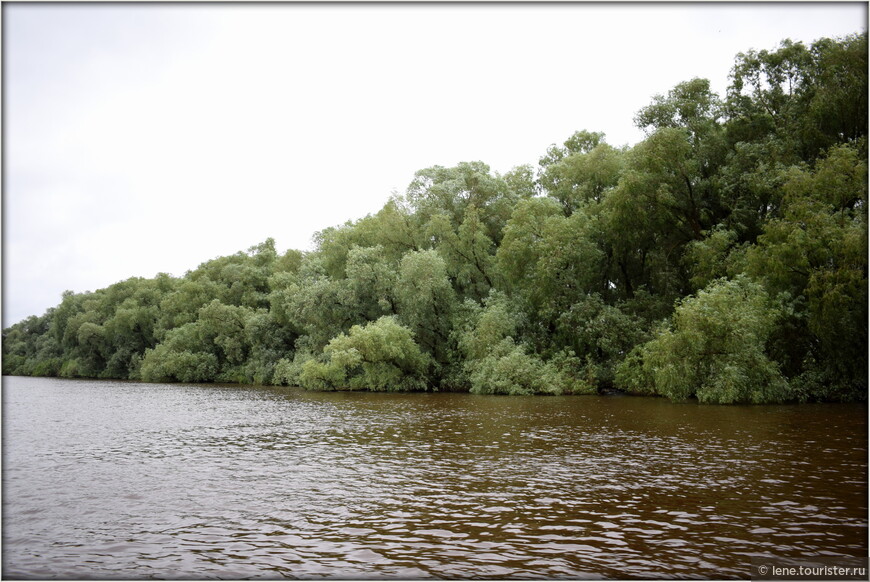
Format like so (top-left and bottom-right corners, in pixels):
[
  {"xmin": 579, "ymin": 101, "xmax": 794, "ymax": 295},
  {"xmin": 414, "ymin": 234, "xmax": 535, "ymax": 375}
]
[{"xmin": 3, "ymin": 34, "xmax": 867, "ymax": 403}]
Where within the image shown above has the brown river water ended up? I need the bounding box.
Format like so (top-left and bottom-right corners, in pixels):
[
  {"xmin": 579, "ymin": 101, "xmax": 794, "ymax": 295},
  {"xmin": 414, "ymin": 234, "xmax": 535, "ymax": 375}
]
[{"xmin": 2, "ymin": 376, "xmax": 866, "ymax": 579}]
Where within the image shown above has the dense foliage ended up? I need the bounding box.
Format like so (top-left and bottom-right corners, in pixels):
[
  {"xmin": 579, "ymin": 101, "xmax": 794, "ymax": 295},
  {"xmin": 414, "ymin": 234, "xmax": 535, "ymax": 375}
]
[{"xmin": 4, "ymin": 34, "xmax": 867, "ymax": 403}]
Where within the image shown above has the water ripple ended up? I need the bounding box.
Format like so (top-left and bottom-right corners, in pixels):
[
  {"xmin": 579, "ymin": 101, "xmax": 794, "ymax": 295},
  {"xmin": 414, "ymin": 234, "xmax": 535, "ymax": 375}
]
[{"xmin": 2, "ymin": 377, "xmax": 867, "ymax": 579}]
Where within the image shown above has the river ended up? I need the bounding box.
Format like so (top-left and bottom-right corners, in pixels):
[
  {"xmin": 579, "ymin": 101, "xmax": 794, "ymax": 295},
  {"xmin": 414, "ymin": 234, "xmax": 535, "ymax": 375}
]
[{"xmin": 2, "ymin": 376, "xmax": 866, "ymax": 579}]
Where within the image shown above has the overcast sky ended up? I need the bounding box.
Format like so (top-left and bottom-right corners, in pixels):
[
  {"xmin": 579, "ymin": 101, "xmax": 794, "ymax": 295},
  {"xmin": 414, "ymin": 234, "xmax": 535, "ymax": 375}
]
[{"xmin": 3, "ymin": 2, "xmax": 866, "ymax": 327}]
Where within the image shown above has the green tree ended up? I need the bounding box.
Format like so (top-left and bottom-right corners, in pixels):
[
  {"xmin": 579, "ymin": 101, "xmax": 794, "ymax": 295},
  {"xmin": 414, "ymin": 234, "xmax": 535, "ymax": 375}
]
[
  {"xmin": 4, "ymin": 33, "xmax": 865, "ymax": 405},
  {"xmin": 727, "ymin": 34, "xmax": 867, "ymax": 163},
  {"xmin": 497, "ymin": 198, "xmax": 604, "ymax": 326},
  {"xmin": 616, "ymin": 276, "xmax": 789, "ymax": 403},
  {"xmin": 406, "ymin": 161, "xmax": 533, "ymax": 245},
  {"xmin": 243, "ymin": 309, "xmax": 298, "ymax": 385},
  {"xmin": 553, "ymin": 294, "xmax": 648, "ymax": 388},
  {"xmin": 456, "ymin": 292, "xmax": 593, "ymax": 395},
  {"xmin": 745, "ymin": 143, "xmax": 867, "ymax": 399},
  {"xmin": 344, "ymin": 245, "xmax": 399, "ymax": 321},
  {"xmin": 299, "ymin": 316, "xmax": 431, "ymax": 391},
  {"xmin": 140, "ymin": 321, "xmax": 220, "ymax": 383},
  {"xmin": 428, "ymin": 205, "xmax": 497, "ymax": 302},
  {"xmin": 539, "ymin": 131, "xmax": 624, "ymax": 216}
]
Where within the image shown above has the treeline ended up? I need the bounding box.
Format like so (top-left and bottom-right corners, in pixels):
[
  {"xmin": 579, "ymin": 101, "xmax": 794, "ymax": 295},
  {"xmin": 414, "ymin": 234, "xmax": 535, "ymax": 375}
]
[{"xmin": 3, "ymin": 34, "xmax": 867, "ymax": 403}]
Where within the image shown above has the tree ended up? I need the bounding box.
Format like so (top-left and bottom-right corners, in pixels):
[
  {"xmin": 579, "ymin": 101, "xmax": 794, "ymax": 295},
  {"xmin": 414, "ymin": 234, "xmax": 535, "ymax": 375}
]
[
  {"xmin": 141, "ymin": 300, "xmax": 255, "ymax": 383},
  {"xmin": 456, "ymin": 292, "xmax": 593, "ymax": 395},
  {"xmin": 344, "ymin": 245, "xmax": 399, "ymax": 321},
  {"xmin": 243, "ymin": 309, "xmax": 298, "ymax": 385},
  {"xmin": 719, "ymin": 33, "xmax": 867, "ymax": 244},
  {"xmin": 616, "ymin": 276, "xmax": 789, "ymax": 403},
  {"xmin": 406, "ymin": 161, "xmax": 533, "ymax": 245},
  {"xmin": 727, "ymin": 34, "xmax": 867, "ymax": 163},
  {"xmin": 4, "ymin": 33, "xmax": 865, "ymax": 405},
  {"xmin": 2, "ymin": 312, "xmax": 62, "ymax": 377},
  {"xmin": 539, "ymin": 134, "xmax": 625, "ymax": 215},
  {"xmin": 745, "ymin": 143, "xmax": 867, "ymax": 399},
  {"xmin": 428, "ymin": 205, "xmax": 497, "ymax": 302},
  {"xmin": 553, "ymin": 294, "xmax": 648, "ymax": 388},
  {"xmin": 299, "ymin": 316, "xmax": 431, "ymax": 391},
  {"xmin": 497, "ymin": 197, "xmax": 604, "ymax": 325},
  {"xmin": 140, "ymin": 322, "xmax": 218, "ymax": 383},
  {"xmin": 407, "ymin": 161, "xmax": 507, "ymax": 234},
  {"xmin": 277, "ymin": 257, "xmax": 360, "ymax": 352},
  {"xmin": 395, "ymin": 250, "xmax": 457, "ymax": 374}
]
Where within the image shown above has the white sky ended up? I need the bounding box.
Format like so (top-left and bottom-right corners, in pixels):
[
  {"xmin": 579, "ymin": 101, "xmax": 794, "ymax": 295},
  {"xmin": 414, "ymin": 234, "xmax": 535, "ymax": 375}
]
[{"xmin": 2, "ymin": 2, "xmax": 866, "ymax": 327}]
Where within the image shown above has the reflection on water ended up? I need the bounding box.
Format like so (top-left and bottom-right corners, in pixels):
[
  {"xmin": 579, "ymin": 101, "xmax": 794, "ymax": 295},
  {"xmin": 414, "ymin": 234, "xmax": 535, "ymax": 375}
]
[{"xmin": 2, "ymin": 376, "xmax": 866, "ymax": 579}]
